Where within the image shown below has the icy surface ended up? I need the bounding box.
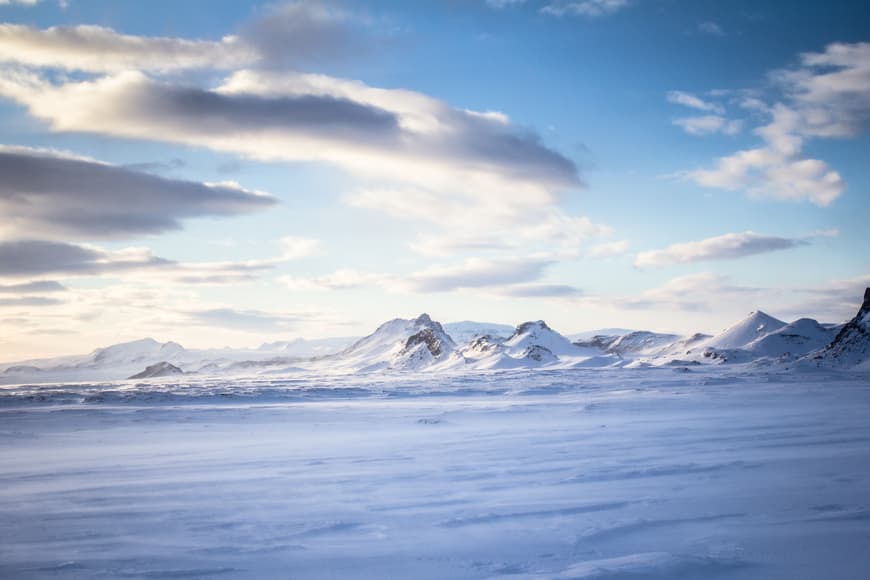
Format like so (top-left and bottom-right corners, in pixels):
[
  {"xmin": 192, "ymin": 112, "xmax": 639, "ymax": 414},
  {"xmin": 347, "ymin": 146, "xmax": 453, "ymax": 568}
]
[{"xmin": 1, "ymin": 367, "xmax": 870, "ymax": 579}]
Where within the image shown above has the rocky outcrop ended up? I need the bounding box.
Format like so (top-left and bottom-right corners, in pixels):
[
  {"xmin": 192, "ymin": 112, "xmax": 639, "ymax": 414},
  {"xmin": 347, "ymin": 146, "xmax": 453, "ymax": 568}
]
[
  {"xmin": 813, "ymin": 288, "xmax": 870, "ymax": 368},
  {"xmin": 128, "ymin": 361, "xmax": 184, "ymax": 379}
]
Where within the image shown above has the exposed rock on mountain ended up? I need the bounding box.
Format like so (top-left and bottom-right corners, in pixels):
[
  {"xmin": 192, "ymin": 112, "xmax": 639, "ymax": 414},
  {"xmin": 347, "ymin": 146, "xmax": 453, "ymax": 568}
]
[
  {"xmin": 812, "ymin": 288, "xmax": 870, "ymax": 369},
  {"xmin": 128, "ymin": 361, "xmax": 184, "ymax": 379}
]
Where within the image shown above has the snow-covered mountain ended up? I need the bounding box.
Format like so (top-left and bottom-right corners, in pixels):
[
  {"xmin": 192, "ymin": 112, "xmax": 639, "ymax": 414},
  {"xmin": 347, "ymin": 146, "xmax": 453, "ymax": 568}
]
[
  {"xmin": 317, "ymin": 313, "xmax": 458, "ymax": 372},
  {"xmin": 442, "ymin": 321, "xmax": 514, "ymax": 344},
  {"xmin": 703, "ymin": 311, "xmax": 787, "ymax": 350},
  {"xmin": 811, "ymin": 287, "xmax": 870, "ymax": 369},
  {"xmin": 4, "ymin": 288, "xmax": 869, "ymax": 382},
  {"xmin": 745, "ymin": 318, "xmax": 836, "ymax": 358}
]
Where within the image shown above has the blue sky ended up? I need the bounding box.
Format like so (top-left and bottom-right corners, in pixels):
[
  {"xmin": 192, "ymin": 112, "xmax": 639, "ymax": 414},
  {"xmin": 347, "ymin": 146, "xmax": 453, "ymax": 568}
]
[{"xmin": 1, "ymin": 0, "xmax": 868, "ymax": 360}]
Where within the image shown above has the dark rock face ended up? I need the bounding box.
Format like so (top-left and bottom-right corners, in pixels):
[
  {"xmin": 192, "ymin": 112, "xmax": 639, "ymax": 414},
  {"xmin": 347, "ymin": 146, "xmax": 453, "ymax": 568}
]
[
  {"xmin": 468, "ymin": 335, "xmax": 500, "ymax": 353},
  {"xmin": 128, "ymin": 361, "xmax": 184, "ymax": 379},
  {"xmin": 573, "ymin": 335, "xmax": 619, "ymax": 350},
  {"xmin": 515, "ymin": 320, "xmax": 552, "ymax": 335},
  {"xmin": 404, "ymin": 328, "xmax": 447, "ymax": 357},
  {"xmin": 522, "ymin": 345, "xmax": 555, "ymax": 362},
  {"xmin": 814, "ymin": 287, "xmax": 870, "ymax": 365}
]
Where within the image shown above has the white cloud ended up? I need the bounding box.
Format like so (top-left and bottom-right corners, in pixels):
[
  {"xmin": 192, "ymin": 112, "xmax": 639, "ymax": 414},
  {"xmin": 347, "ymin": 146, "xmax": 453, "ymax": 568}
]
[
  {"xmin": 0, "ymin": 3, "xmax": 373, "ymax": 72},
  {"xmin": 542, "ymin": 0, "xmax": 629, "ymax": 17},
  {"xmin": 280, "ymin": 269, "xmax": 383, "ymax": 291},
  {"xmin": 666, "ymin": 90, "xmax": 725, "ymax": 114},
  {"xmin": 279, "ymin": 236, "xmax": 322, "ymax": 259},
  {"xmin": 633, "ymin": 230, "xmax": 832, "ymax": 268},
  {"xmin": 279, "ymin": 256, "xmax": 567, "ymax": 296},
  {"xmin": 673, "ymin": 115, "xmax": 742, "ymax": 136},
  {"xmin": 0, "ymin": 70, "xmax": 578, "ymax": 211},
  {"xmin": 585, "ymin": 240, "xmax": 629, "ymax": 258},
  {"xmin": 0, "ymin": 24, "xmax": 255, "ymax": 72},
  {"xmin": 686, "ymin": 42, "xmax": 870, "ymax": 206},
  {"xmin": 486, "ymin": 0, "xmax": 527, "ymax": 7},
  {"xmin": 698, "ymin": 21, "xmax": 724, "ymax": 36},
  {"xmin": 619, "ymin": 272, "xmax": 765, "ymax": 312}
]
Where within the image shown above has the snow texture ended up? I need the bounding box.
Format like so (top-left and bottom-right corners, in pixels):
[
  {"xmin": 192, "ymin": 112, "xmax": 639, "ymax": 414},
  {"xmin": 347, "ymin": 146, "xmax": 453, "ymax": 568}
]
[{"xmin": 1, "ymin": 365, "xmax": 869, "ymax": 578}]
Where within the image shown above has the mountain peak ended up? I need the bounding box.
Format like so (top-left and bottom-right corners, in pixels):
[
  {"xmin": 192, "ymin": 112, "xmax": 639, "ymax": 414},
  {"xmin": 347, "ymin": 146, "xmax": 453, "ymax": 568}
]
[
  {"xmin": 414, "ymin": 313, "xmax": 433, "ymax": 325},
  {"xmin": 515, "ymin": 320, "xmax": 552, "ymax": 335}
]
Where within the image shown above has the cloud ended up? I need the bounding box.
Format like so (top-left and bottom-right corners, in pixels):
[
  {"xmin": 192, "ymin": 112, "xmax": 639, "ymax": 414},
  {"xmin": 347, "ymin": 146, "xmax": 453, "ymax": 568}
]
[
  {"xmin": 0, "ymin": 71, "xmax": 578, "ymax": 198},
  {"xmin": 633, "ymin": 230, "xmax": 831, "ymax": 268},
  {"xmin": 0, "ymin": 240, "xmax": 169, "ymax": 277},
  {"xmin": 280, "ymin": 256, "xmax": 564, "ymax": 295},
  {"xmin": 542, "ymin": 0, "xmax": 629, "ymax": 17},
  {"xmin": 280, "ymin": 269, "xmax": 382, "ymax": 291},
  {"xmin": 186, "ymin": 307, "xmax": 304, "ymax": 332},
  {"xmin": 239, "ymin": 1, "xmax": 375, "ymax": 67},
  {"xmin": 486, "ymin": 0, "xmax": 527, "ymax": 7},
  {"xmin": 585, "ymin": 239, "xmax": 629, "ymax": 258},
  {"xmin": 783, "ymin": 274, "xmax": 870, "ymax": 322},
  {"xmin": 0, "ymin": 145, "xmax": 276, "ymax": 240},
  {"xmin": 0, "ymin": 296, "xmax": 63, "ymax": 307},
  {"xmin": 666, "ymin": 91, "xmax": 725, "ymax": 114},
  {"xmin": 493, "ymin": 283, "xmax": 582, "ymax": 297},
  {"xmin": 0, "ymin": 24, "xmax": 255, "ymax": 72},
  {"xmin": 0, "ymin": 238, "xmax": 307, "ymax": 284},
  {"xmin": 698, "ymin": 21, "xmax": 724, "ymax": 36},
  {"xmin": 0, "ymin": 69, "xmax": 593, "ymax": 255},
  {"xmin": 0, "ymin": 0, "xmax": 39, "ymax": 5},
  {"xmin": 686, "ymin": 42, "xmax": 870, "ymax": 206},
  {"xmin": 0, "ymin": 3, "xmax": 372, "ymax": 73},
  {"xmin": 279, "ymin": 236, "xmax": 322, "ymax": 259},
  {"xmin": 404, "ymin": 257, "xmax": 551, "ymax": 292},
  {"xmin": 619, "ymin": 272, "xmax": 763, "ymax": 312},
  {"xmin": 673, "ymin": 115, "xmax": 742, "ymax": 136},
  {"xmin": 0, "ymin": 280, "xmax": 66, "ymax": 293},
  {"xmin": 348, "ymin": 187, "xmax": 609, "ymax": 256}
]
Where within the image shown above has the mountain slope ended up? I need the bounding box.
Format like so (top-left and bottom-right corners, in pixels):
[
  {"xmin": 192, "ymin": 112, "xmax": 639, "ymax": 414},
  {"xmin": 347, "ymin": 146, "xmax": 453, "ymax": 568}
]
[
  {"xmin": 746, "ymin": 318, "xmax": 835, "ymax": 358},
  {"xmin": 325, "ymin": 313, "xmax": 457, "ymax": 371},
  {"xmin": 812, "ymin": 288, "xmax": 870, "ymax": 369},
  {"xmin": 703, "ymin": 311, "xmax": 787, "ymax": 350}
]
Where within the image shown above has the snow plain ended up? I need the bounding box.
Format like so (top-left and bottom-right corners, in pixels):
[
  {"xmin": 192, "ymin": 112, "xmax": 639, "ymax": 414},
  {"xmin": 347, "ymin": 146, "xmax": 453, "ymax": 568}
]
[{"xmin": 2, "ymin": 366, "xmax": 870, "ymax": 579}]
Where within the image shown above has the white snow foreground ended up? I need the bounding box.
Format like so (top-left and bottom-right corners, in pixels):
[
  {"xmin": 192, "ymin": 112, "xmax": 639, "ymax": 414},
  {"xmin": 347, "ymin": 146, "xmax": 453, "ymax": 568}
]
[
  {"xmin": 1, "ymin": 367, "xmax": 870, "ymax": 578},
  {"xmin": 3, "ymin": 289, "xmax": 870, "ymax": 383}
]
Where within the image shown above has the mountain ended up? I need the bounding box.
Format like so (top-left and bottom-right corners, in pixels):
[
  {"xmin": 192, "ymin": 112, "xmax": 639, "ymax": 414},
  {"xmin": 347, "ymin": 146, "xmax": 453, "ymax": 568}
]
[
  {"xmin": 90, "ymin": 338, "xmax": 186, "ymax": 368},
  {"xmin": 257, "ymin": 336, "xmax": 358, "ymax": 358},
  {"xmin": 606, "ymin": 331, "xmax": 682, "ymax": 356},
  {"xmin": 812, "ymin": 288, "xmax": 870, "ymax": 369},
  {"xmin": 324, "ymin": 313, "xmax": 457, "ymax": 371},
  {"xmin": 128, "ymin": 361, "xmax": 184, "ymax": 379},
  {"xmin": 703, "ymin": 311, "xmax": 787, "ymax": 351},
  {"xmin": 442, "ymin": 321, "xmax": 514, "ymax": 344},
  {"xmin": 503, "ymin": 321, "xmax": 581, "ymax": 357},
  {"xmin": 568, "ymin": 328, "xmax": 636, "ymax": 341},
  {"xmin": 745, "ymin": 318, "xmax": 836, "ymax": 359}
]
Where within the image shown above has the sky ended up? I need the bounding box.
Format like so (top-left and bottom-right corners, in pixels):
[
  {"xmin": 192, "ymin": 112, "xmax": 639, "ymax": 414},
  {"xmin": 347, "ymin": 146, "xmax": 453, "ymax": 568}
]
[{"xmin": 1, "ymin": 0, "xmax": 869, "ymax": 361}]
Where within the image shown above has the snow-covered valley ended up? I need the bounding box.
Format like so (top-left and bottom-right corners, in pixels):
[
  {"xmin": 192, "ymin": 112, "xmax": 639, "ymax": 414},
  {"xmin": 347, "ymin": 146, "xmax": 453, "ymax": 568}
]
[{"xmin": 1, "ymin": 367, "xmax": 869, "ymax": 579}]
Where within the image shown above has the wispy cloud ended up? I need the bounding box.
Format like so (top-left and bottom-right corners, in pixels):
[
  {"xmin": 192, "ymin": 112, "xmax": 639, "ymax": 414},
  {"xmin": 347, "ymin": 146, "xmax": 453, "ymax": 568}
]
[
  {"xmin": 686, "ymin": 42, "xmax": 870, "ymax": 206},
  {"xmin": 666, "ymin": 90, "xmax": 725, "ymax": 114},
  {"xmin": 542, "ymin": 0, "xmax": 629, "ymax": 18},
  {"xmin": 673, "ymin": 115, "xmax": 742, "ymax": 136},
  {"xmin": 0, "ymin": 280, "xmax": 66, "ymax": 293},
  {"xmin": 634, "ymin": 230, "xmax": 835, "ymax": 268},
  {"xmin": 0, "ymin": 3, "xmax": 375, "ymax": 72},
  {"xmin": 697, "ymin": 21, "xmax": 724, "ymax": 36}
]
